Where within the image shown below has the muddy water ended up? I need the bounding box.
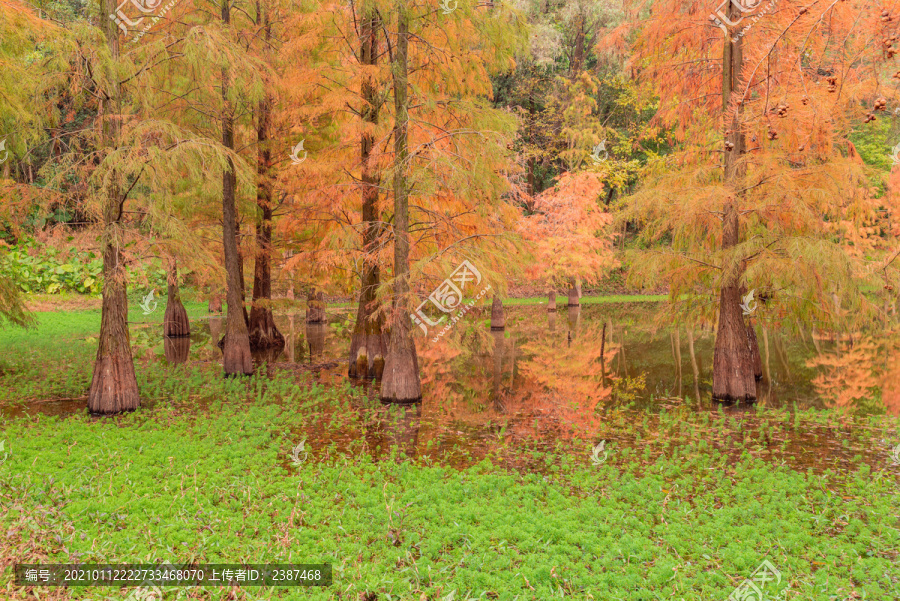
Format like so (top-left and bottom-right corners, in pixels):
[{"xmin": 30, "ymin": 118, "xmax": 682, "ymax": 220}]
[{"xmin": 5, "ymin": 302, "xmax": 900, "ymax": 474}]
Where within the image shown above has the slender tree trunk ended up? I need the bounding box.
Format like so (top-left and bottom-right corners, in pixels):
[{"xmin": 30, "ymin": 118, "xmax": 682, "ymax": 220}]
[
  {"xmin": 687, "ymin": 326, "xmax": 701, "ymax": 402},
  {"xmin": 571, "ymin": 13, "xmax": 585, "ymax": 77},
  {"xmin": 220, "ymin": 0, "xmax": 252, "ymax": 376},
  {"xmin": 88, "ymin": 0, "xmax": 139, "ymax": 415},
  {"xmin": 349, "ymin": 3, "xmax": 388, "ymax": 380},
  {"xmin": 672, "ymin": 327, "xmax": 683, "ymax": 398},
  {"xmin": 163, "ymin": 259, "xmax": 190, "ymax": 337},
  {"xmin": 381, "ymin": 4, "xmax": 422, "ymax": 403},
  {"xmin": 492, "ymin": 329, "xmax": 504, "ymax": 410},
  {"xmin": 548, "ymin": 290, "xmax": 556, "ymax": 312},
  {"xmin": 248, "ymin": 25, "xmax": 284, "ymax": 350},
  {"xmin": 712, "ymin": 8, "xmax": 755, "ymax": 401}
]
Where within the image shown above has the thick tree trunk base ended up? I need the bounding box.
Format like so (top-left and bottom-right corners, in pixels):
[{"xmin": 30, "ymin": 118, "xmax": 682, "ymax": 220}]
[
  {"xmin": 349, "ymin": 331, "xmax": 389, "ymax": 380},
  {"xmin": 164, "ymin": 336, "xmax": 191, "ymax": 365},
  {"xmin": 88, "ymin": 241, "xmax": 140, "ymax": 416},
  {"xmin": 380, "ymin": 345, "xmax": 422, "ymax": 403},
  {"xmin": 567, "ymin": 286, "xmax": 580, "ymax": 307},
  {"xmin": 248, "ymin": 307, "xmax": 285, "ymax": 350},
  {"xmin": 548, "ymin": 290, "xmax": 557, "ymax": 312},
  {"xmin": 164, "ymin": 301, "xmax": 190, "ymax": 337},
  {"xmin": 89, "ymin": 354, "xmax": 140, "ymax": 415},
  {"xmin": 712, "ymin": 286, "xmax": 756, "ymax": 402},
  {"xmin": 223, "ymin": 331, "xmax": 253, "ymax": 376},
  {"xmin": 490, "ymin": 296, "xmax": 505, "ymax": 331}
]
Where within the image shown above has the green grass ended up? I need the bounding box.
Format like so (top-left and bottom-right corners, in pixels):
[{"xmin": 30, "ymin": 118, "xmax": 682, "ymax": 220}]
[{"xmin": 1, "ymin": 384, "xmax": 898, "ymax": 600}]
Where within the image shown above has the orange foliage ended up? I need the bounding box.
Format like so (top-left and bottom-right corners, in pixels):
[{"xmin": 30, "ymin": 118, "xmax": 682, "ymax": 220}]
[{"xmin": 521, "ymin": 171, "xmax": 618, "ymax": 288}]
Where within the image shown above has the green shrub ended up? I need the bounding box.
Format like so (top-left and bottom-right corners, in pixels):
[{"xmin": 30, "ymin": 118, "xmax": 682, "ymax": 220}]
[{"xmin": 0, "ymin": 242, "xmax": 103, "ymax": 294}]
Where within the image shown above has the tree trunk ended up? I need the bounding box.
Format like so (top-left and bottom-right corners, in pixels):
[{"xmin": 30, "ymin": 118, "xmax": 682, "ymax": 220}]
[
  {"xmin": 248, "ymin": 103, "xmax": 284, "ymax": 348},
  {"xmin": 349, "ymin": 2, "xmax": 388, "ymax": 380},
  {"xmin": 220, "ymin": 0, "xmax": 252, "ymax": 376},
  {"xmin": 547, "ymin": 290, "xmax": 556, "ymax": 312},
  {"xmin": 208, "ymin": 293, "xmax": 222, "ymax": 313},
  {"xmin": 687, "ymin": 326, "xmax": 701, "ymax": 402},
  {"xmin": 380, "ymin": 4, "xmax": 421, "ymax": 403},
  {"xmin": 306, "ymin": 322, "xmax": 326, "ymax": 362},
  {"xmin": 306, "ymin": 289, "xmax": 326, "ymax": 323},
  {"xmin": 88, "ymin": 0, "xmax": 139, "ymax": 415},
  {"xmin": 567, "ymin": 282, "xmax": 580, "ymax": 307},
  {"xmin": 164, "ymin": 336, "xmax": 191, "ymax": 365},
  {"xmin": 492, "ymin": 329, "xmax": 504, "ymax": 411},
  {"xmin": 712, "ymin": 5, "xmax": 755, "ymax": 401},
  {"xmin": 567, "ymin": 304, "xmax": 580, "ymax": 343},
  {"xmin": 490, "ymin": 296, "xmax": 505, "ymax": 330},
  {"xmin": 747, "ymin": 317, "xmax": 763, "ymax": 381},
  {"xmin": 163, "ymin": 259, "xmax": 190, "ymax": 337}
]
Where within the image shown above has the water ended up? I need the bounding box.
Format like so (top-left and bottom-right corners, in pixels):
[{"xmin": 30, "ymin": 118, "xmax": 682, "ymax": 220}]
[{"xmin": 5, "ymin": 302, "xmax": 900, "ymax": 474}]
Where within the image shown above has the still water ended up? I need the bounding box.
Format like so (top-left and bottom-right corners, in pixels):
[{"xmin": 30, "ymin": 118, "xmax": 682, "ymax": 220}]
[{"xmin": 8, "ymin": 302, "xmax": 900, "ymax": 473}]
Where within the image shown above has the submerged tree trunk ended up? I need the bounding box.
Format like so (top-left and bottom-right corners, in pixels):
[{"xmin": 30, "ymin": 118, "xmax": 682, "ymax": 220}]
[
  {"xmin": 88, "ymin": 0, "xmax": 139, "ymax": 415},
  {"xmin": 163, "ymin": 259, "xmax": 190, "ymax": 337},
  {"xmin": 490, "ymin": 296, "xmax": 505, "ymax": 330},
  {"xmin": 248, "ymin": 73, "xmax": 284, "ymax": 350},
  {"xmin": 349, "ymin": 2, "xmax": 388, "ymax": 380},
  {"xmin": 220, "ymin": 0, "xmax": 252, "ymax": 376},
  {"xmin": 712, "ymin": 7, "xmax": 755, "ymax": 401},
  {"xmin": 381, "ymin": 4, "xmax": 422, "ymax": 403}
]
